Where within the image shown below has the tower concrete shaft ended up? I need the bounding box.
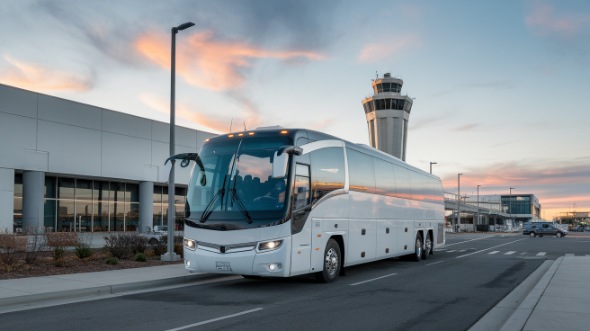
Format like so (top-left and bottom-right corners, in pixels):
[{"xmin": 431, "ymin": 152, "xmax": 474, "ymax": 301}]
[{"xmin": 361, "ymin": 73, "xmax": 413, "ymax": 160}]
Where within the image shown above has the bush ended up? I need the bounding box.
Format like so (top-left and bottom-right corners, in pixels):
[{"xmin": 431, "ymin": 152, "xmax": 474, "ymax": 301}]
[
  {"xmin": 46, "ymin": 232, "xmax": 78, "ymax": 264},
  {"xmin": 106, "ymin": 257, "xmax": 119, "ymax": 265},
  {"xmin": 75, "ymin": 244, "xmax": 93, "ymax": 259},
  {"xmin": 0, "ymin": 231, "xmax": 27, "ymax": 272},
  {"xmin": 23, "ymin": 226, "xmax": 47, "ymax": 264},
  {"xmin": 104, "ymin": 233, "xmax": 148, "ymax": 260},
  {"xmin": 134, "ymin": 253, "xmax": 147, "ymax": 262}
]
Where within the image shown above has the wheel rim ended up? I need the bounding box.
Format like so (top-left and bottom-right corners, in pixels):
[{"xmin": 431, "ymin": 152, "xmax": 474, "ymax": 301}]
[
  {"xmin": 325, "ymin": 247, "xmax": 339, "ymax": 277},
  {"xmin": 415, "ymin": 238, "xmax": 422, "ymax": 257},
  {"xmin": 425, "ymin": 236, "xmax": 432, "ymax": 254}
]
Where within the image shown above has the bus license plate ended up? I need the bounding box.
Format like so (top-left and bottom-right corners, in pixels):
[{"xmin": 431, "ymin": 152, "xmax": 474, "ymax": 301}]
[{"xmin": 216, "ymin": 261, "xmax": 232, "ymax": 271}]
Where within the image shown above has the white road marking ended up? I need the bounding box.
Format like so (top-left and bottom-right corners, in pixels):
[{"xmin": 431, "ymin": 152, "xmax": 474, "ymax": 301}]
[
  {"xmin": 456, "ymin": 239, "xmax": 526, "ymax": 258},
  {"xmin": 443, "ymin": 236, "xmax": 493, "ymax": 247},
  {"xmin": 426, "ymin": 261, "xmax": 445, "ymax": 266},
  {"xmin": 166, "ymin": 308, "xmax": 263, "ymax": 330},
  {"xmin": 505, "ymin": 251, "xmax": 516, "ymax": 255},
  {"xmin": 536, "ymin": 252, "xmax": 546, "ymax": 256},
  {"xmin": 488, "ymin": 251, "xmax": 500, "ymax": 255},
  {"xmin": 350, "ymin": 273, "xmax": 398, "ymax": 286}
]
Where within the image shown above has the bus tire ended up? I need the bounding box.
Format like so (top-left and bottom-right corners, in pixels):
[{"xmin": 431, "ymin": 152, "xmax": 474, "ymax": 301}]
[
  {"xmin": 315, "ymin": 239, "xmax": 341, "ymax": 283},
  {"xmin": 413, "ymin": 233, "xmax": 423, "ymax": 262},
  {"xmin": 423, "ymin": 233, "xmax": 433, "ymax": 260}
]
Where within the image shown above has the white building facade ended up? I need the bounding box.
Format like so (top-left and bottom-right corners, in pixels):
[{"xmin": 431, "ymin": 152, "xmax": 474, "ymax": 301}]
[{"xmin": 0, "ymin": 84, "xmax": 215, "ymax": 233}]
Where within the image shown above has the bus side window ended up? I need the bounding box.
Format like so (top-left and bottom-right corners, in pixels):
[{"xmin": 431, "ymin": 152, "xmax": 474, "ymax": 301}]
[{"xmin": 293, "ymin": 164, "xmax": 311, "ymax": 210}]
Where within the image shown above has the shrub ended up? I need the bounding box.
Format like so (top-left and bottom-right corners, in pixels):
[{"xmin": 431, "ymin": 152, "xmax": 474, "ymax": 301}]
[
  {"xmin": 0, "ymin": 230, "xmax": 27, "ymax": 272},
  {"xmin": 75, "ymin": 244, "xmax": 93, "ymax": 259},
  {"xmin": 134, "ymin": 253, "xmax": 147, "ymax": 262},
  {"xmin": 46, "ymin": 232, "xmax": 78, "ymax": 264},
  {"xmin": 23, "ymin": 226, "xmax": 47, "ymax": 264},
  {"xmin": 106, "ymin": 257, "xmax": 119, "ymax": 265},
  {"xmin": 74, "ymin": 233, "xmax": 94, "ymax": 259},
  {"xmin": 104, "ymin": 233, "xmax": 148, "ymax": 260}
]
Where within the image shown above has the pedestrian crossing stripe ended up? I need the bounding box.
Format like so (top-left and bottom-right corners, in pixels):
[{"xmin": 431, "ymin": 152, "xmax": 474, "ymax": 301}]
[{"xmin": 436, "ymin": 250, "xmax": 557, "ymax": 257}]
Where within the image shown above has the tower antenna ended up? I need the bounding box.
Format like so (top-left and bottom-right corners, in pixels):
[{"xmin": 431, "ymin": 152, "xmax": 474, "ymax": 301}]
[{"xmin": 229, "ymin": 118, "xmax": 233, "ymax": 133}]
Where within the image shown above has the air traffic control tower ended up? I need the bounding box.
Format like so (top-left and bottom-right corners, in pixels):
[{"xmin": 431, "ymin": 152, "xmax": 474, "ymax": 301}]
[{"xmin": 362, "ymin": 73, "xmax": 413, "ymax": 161}]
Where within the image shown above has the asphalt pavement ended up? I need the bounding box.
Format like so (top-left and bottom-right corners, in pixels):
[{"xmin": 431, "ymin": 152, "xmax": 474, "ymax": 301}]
[{"xmin": 1, "ymin": 237, "xmax": 589, "ymax": 330}]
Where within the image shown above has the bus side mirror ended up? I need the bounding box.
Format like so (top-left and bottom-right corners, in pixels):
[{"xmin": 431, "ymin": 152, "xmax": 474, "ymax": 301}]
[{"xmin": 272, "ymin": 151, "xmax": 288, "ymax": 178}]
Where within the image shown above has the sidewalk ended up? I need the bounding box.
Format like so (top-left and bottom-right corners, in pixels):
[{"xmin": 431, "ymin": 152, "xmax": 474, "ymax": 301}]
[
  {"xmin": 1, "ymin": 256, "xmax": 589, "ymax": 330},
  {"xmin": 471, "ymin": 255, "xmax": 590, "ymax": 331},
  {"xmin": 0, "ymin": 264, "xmax": 211, "ymax": 313}
]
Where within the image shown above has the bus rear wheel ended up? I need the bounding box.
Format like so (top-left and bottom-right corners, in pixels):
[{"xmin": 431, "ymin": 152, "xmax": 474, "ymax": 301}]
[
  {"xmin": 315, "ymin": 239, "xmax": 341, "ymax": 283},
  {"xmin": 413, "ymin": 234, "xmax": 423, "ymax": 262},
  {"xmin": 423, "ymin": 233, "xmax": 433, "ymax": 260}
]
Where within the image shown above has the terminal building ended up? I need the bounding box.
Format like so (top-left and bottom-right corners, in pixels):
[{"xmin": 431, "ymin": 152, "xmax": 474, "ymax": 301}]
[{"xmin": 0, "ymin": 83, "xmax": 215, "ymax": 234}]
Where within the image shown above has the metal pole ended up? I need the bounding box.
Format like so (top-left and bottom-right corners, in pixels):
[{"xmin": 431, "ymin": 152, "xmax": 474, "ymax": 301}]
[
  {"xmin": 162, "ymin": 22, "xmax": 194, "ymax": 261},
  {"xmin": 457, "ymin": 173, "xmax": 462, "ymax": 232},
  {"xmin": 430, "ymin": 162, "xmax": 437, "ymax": 174},
  {"xmin": 509, "ymin": 187, "xmax": 515, "ymax": 232},
  {"xmin": 476, "ymin": 185, "xmax": 480, "ymax": 232}
]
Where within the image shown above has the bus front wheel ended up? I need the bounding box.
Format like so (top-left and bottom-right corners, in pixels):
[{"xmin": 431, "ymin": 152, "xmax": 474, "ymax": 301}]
[{"xmin": 315, "ymin": 239, "xmax": 341, "ymax": 283}]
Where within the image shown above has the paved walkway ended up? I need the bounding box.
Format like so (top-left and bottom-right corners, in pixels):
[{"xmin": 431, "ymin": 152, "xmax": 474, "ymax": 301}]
[{"xmin": 1, "ymin": 255, "xmax": 589, "ymax": 330}]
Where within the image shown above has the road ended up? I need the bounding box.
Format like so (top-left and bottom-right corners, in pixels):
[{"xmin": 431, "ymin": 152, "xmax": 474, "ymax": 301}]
[{"xmin": 2, "ymin": 232, "xmax": 589, "ymax": 331}]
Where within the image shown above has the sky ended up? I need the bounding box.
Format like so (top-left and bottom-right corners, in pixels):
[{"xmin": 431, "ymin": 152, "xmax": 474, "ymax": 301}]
[{"xmin": 1, "ymin": 0, "xmax": 589, "ymax": 221}]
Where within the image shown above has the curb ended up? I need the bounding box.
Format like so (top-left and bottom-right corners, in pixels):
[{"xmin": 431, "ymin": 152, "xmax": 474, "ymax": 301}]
[
  {"xmin": 499, "ymin": 256, "xmax": 562, "ymax": 331},
  {"xmin": 469, "ymin": 258, "xmax": 556, "ymax": 331},
  {"xmin": 0, "ymin": 272, "xmax": 214, "ymax": 309}
]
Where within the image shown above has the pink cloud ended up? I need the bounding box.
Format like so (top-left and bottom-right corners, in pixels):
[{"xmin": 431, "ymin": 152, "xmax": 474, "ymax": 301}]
[
  {"xmin": 0, "ymin": 55, "xmax": 92, "ymax": 92},
  {"xmin": 358, "ymin": 35, "xmax": 422, "ymax": 63},
  {"xmin": 135, "ymin": 30, "xmax": 324, "ymax": 92},
  {"xmin": 525, "ymin": 3, "xmax": 590, "ymax": 39}
]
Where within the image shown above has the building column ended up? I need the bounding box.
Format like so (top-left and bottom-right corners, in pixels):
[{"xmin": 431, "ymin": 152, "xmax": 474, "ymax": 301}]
[
  {"xmin": 22, "ymin": 171, "xmax": 45, "ymax": 231},
  {"xmin": 139, "ymin": 181, "xmax": 154, "ymax": 233},
  {"xmin": 0, "ymin": 168, "xmax": 15, "ymax": 232}
]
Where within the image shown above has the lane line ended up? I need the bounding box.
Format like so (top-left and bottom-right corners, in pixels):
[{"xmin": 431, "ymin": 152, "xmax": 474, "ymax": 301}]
[
  {"xmin": 488, "ymin": 251, "xmax": 500, "ymax": 255},
  {"xmin": 350, "ymin": 273, "xmax": 398, "ymax": 286},
  {"xmin": 505, "ymin": 251, "xmax": 516, "ymax": 255},
  {"xmin": 443, "ymin": 235, "xmax": 493, "ymax": 247},
  {"xmin": 166, "ymin": 308, "xmax": 263, "ymax": 330},
  {"xmin": 536, "ymin": 252, "xmax": 546, "ymax": 256},
  {"xmin": 456, "ymin": 239, "xmax": 525, "ymax": 259},
  {"xmin": 426, "ymin": 261, "xmax": 445, "ymax": 266}
]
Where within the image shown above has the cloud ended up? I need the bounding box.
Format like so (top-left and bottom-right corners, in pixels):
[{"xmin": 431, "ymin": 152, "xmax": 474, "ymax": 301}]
[
  {"xmin": 135, "ymin": 30, "xmax": 324, "ymax": 91},
  {"xmin": 452, "ymin": 123, "xmax": 480, "ymax": 132},
  {"xmin": 525, "ymin": 2, "xmax": 590, "ymax": 39},
  {"xmin": 358, "ymin": 34, "xmax": 422, "ymax": 63},
  {"xmin": 0, "ymin": 55, "xmax": 93, "ymax": 92}
]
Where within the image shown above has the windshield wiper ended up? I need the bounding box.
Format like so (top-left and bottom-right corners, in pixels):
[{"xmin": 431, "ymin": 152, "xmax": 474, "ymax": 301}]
[
  {"xmin": 230, "ymin": 188, "xmax": 252, "ymax": 224},
  {"xmin": 199, "ymin": 187, "xmax": 224, "ymax": 223}
]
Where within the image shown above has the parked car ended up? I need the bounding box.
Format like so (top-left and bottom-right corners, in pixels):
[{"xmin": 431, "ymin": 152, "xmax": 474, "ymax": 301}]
[
  {"xmin": 571, "ymin": 225, "xmax": 586, "ymax": 232},
  {"xmin": 140, "ymin": 226, "xmax": 168, "ymax": 244},
  {"xmin": 523, "ymin": 222, "xmax": 567, "ymax": 238}
]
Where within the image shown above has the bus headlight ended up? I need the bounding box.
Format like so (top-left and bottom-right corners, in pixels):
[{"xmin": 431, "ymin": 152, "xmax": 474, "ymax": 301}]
[
  {"xmin": 257, "ymin": 240, "xmax": 283, "ymax": 252},
  {"xmin": 184, "ymin": 238, "xmax": 197, "ymax": 251}
]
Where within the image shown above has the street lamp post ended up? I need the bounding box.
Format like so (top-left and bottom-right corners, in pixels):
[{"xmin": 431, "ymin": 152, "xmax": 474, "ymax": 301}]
[
  {"xmin": 509, "ymin": 187, "xmax": 515, "ymax": 231},
  {"xmin": 457, "ymin": 173, "xmax": 463, "ymax": 232},
  {"xmin": 162, "ymin": 21, "xmax": 195, "ymax": 262},
  {"xmin": 476, "ymin": 185, "xmax": 481, "ymax": 232},
  {"xmin": 429, "ymin": 162, "xmax": 437, "ymax": 174}
]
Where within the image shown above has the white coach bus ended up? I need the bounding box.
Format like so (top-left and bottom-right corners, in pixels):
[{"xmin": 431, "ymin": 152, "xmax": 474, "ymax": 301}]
[{"xmin": 176, "ymin": 127, "xmax": 445, "ymax": 282}]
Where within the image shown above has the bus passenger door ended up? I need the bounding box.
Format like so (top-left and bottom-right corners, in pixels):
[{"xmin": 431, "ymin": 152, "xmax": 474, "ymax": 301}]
[{"xmin": 289, "ymin": 163, "xmax": 313, "ymax": 276}]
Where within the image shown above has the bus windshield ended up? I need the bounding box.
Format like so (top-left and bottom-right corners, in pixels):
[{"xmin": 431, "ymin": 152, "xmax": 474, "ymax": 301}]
[{"xmin": 185, "ymin": 136, "xmax": 292, "ymax": 230}]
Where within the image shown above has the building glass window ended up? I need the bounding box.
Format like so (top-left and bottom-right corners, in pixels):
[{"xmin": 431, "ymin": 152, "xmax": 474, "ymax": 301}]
[{"xmin": 13, "ymin": 173, "xmax": 23, "ymax": 233}]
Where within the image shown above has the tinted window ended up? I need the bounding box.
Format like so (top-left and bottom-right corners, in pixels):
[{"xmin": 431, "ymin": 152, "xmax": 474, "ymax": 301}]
[
  {"xmin": 373, "ymin": 158, "xmax": 395, "ymax": 196},
  {"xmin": 347, "ymin": 149, "xmax": 375, "ymax": 193},
  {"xmin": 293, "ymin": 164, "xmax": 311, "ymax": 210},
  {"xmin": 310, "ymin": 147, "xmax": 345, "ymax": 202},
  {"xmin": 394, "ymin": 166, "xmax": 411, "ymax": 199}
]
